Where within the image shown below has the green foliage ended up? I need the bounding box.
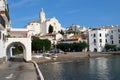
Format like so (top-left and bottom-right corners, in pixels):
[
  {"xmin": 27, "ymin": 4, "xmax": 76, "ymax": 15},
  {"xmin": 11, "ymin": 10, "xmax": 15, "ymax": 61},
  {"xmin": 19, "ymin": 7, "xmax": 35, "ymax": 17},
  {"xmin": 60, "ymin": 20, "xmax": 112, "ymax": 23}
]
[
  {"xmin": 56, "ymin": 43, "xmax": 71, "ymax": 51},
  {"xmin": 80, "ymin": 41, "xmax": 88, "ymax": 49},
  {"xmin": 49, "ymin": 25, "xmax": 53, "ymax": 33},
  {"xmin": 67, "ymin": 31, "xmax": 76, "ymax": 34},
  {"xmin": 58, "ymin": 30, "xmax": 64, "ymax": 35},
  {"xmin": 56, "ymin": 41, "xmax": 88, "ymax": 52},
  {"xmin": 12, "ymin": 45, "xmax": 23, "ymax": 55},
  {"xmin": 5, "ymin": 34, "xmax": 11, "ymax": 38},
  {"xmin": 105, "ymin": 44, "xmax": 116, "ymax": 51},
  {"xmin": 32, "ymin": 38, "xmax": 51, "ymax": 52}
]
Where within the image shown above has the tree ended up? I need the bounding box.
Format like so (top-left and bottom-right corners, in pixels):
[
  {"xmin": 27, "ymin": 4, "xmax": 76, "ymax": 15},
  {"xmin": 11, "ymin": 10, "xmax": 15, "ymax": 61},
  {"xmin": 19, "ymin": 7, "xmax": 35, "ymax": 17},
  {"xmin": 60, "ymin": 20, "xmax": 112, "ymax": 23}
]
[
  {"xmin": 49, "ymin": 25, "xmax": 53, "ymax": 33},
  {"xmin": 58, "ymin": 30, "xmax": 64, "ymax": 35},
  {"xmin": 12, "ymin": 45, "xmax": 23, "ymax": 55},
  {"xmin": 79, "ymin": 41, "xmax": 88, "ymax": 50},
  {"xmin": 56, "ymin": 41, "xmax": 88, "ymax": 52},
  {"xmin": 67, "ymin": 31, "xmax": 76, "ymax": 34},
  {"xmin": 105, "ymin": 44, "xmax": 116, "ymax": 51},
  {"xmin": 5, "ymin": 34, "xmax": 11, "ymax": 38},
  {"xmin": 56, "ymin": 43, "xmax": 71, "ymax": 51},
  {"xmin": 32, "ymin": 38, "xmax": 51, "ymax": 52}
]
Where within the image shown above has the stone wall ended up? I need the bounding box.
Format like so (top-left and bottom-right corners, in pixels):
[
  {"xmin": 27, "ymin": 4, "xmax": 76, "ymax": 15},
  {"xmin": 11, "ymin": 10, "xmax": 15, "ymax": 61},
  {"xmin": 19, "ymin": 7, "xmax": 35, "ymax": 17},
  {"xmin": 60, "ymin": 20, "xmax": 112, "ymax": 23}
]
[{"xmin": 0, "ymin": 57, "xmax": 6, "ymax": 63}]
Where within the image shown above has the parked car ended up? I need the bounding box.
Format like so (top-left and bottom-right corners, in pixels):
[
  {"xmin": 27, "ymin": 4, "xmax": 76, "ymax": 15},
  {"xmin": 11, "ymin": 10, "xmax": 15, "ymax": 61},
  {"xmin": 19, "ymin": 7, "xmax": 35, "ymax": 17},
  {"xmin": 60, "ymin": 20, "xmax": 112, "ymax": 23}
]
[{"xmin": 50, "ymin": 49, "xmax": 64, "ymax": 54}]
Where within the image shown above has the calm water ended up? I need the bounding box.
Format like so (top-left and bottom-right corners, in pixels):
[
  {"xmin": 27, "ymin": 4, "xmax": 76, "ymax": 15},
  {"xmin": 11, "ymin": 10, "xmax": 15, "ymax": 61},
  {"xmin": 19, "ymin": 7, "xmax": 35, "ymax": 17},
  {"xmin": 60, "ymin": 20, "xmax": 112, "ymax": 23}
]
[{"xmin": 38, "ymin": 56, "xmax": 120, "ymax": 80}]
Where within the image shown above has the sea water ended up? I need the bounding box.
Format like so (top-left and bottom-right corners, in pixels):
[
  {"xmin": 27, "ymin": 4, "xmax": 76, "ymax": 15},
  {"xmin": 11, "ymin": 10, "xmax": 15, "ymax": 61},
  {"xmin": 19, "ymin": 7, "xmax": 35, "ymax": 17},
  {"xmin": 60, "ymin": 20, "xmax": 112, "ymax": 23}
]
[{"xmin": 38, "ymin": 56, "xmax": 120, "ymax": 80}]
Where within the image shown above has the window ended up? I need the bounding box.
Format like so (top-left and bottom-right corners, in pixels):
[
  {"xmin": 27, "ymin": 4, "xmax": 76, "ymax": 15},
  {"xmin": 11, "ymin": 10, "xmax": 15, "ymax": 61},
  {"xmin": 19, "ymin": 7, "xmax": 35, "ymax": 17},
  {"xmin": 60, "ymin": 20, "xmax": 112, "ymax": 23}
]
[
  {"xmin": 94, "ymin": 39, "xmax": 96, "ymax": 43},
  {"xmin": 106, "ymin": 39, "xmax": 107, "ymax": 43},
  {"xmin": 105, "ymin": 34, "xmax": 107, "ymax": 37},
  {"xmin": 118, "ymin": 29, "xmax": 120, "ymax": 32},
  {"xmin": 0, "ymin": 32, "xmax": 1, "ymax": 39},
  {"xmin": 99, "ymin": 33, "xmax": 102, "ymax": 37},
  {"xmin": 111, "ymin": 35, "xmax": 113, "ymax": 39},
  {"xmin": 93, "ymin": 33, "xmax": 96, "ymax": 37},
  {"xmin": 119, "ymin": 34, "xmax": 120, "ymax": 39},
  {"xmin": 112, "ymin": 40, "xmax": 114, "ymax": 44},
  {"xmin": 3, "ymin": 34, "xmax": 5, "ymax": 41},
  {"xmin": 99, "ymin": 39, "xmax": 102, "ymax": 43},
  {"xmin": 111, "ymin": 30, "xmax": 113, "ymax": 33},
  {"xmin": 105, "ymin": 34, "xmax": 108, "ymax": 37},
  {"xmin": 119, "ymin": 40, "xmax": 120, "ymax": 44}
]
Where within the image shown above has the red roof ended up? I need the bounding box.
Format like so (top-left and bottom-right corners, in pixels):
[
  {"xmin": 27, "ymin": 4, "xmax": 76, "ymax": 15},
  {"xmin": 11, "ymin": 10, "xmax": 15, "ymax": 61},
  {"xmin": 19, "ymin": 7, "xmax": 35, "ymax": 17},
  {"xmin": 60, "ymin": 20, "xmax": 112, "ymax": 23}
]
[
  {"xmin": 71, "ymin": 34, "xmax": 86, "ymax": 39},
  {"xmin": 61, "ymin": 38, "xmax": 78, "ymax": 41}
]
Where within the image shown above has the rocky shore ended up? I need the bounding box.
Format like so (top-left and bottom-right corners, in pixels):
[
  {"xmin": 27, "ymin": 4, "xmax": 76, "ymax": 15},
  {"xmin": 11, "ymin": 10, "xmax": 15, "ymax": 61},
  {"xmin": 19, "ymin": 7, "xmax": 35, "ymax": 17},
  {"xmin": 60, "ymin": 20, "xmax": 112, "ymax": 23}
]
[{"xmin": 32, "ymin": 52, "xmax": 113, "ymax": 63}]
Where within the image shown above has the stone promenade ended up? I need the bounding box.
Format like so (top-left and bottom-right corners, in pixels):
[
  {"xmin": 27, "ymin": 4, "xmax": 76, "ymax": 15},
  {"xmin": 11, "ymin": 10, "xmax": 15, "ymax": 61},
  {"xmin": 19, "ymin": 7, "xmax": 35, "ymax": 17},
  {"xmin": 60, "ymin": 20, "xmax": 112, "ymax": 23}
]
[{"xmin": 0, "ymin": 61, "xmax": 38, "ymax": 80}]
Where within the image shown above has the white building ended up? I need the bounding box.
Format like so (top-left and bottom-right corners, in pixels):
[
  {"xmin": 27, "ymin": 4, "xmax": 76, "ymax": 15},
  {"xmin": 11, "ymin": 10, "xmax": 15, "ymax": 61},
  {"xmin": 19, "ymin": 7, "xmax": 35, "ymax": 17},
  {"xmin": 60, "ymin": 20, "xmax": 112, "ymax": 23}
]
[
  {"xmin": 8, "ymin": 8, "xmax": 64, "ymax": 39},
  {"xmin": 7, "ymin": 28, "xmax": 28, "ymax": 38},
  {"xmin": 89, "ymin": 28, "xmax": 111, "ymax": 52},
  {"xmin": 26, "ymin": 21, "xmax": 40, "ymax": 36},
  {"xmin": 25, "ymin": 8, "xmax": 64, "ymax": 36},
  {"xmin": 0, "ymin": 0, "xmax": 65, "ymax": 61},
  {"xmin": 110, "ymin": 25, "xmax": 120, "ymax": 49},
  {"xmin": 59, "ymin": 34, "xmax": 87, "ymax": 44},
  {"xmin": 0, "ymin": 0, "xmax": 10, "ymax": 59},
  {"xmin": 89, "ymin": 26, "xmax": 120, "ymax": 52},
  {"xmin": 39, "ymin": 33, "xmax": 63, "ymax": 45},
  {"xmin": 67, "ymin": 24, "xmax": 89, "ymax": 33},
  {"xmin": 19, "ymin": 8, "xmax": 65, "ymax": 45},
  {"xmin": 0, "ymin": 0, "xmax": 32, "ymax": 61}
]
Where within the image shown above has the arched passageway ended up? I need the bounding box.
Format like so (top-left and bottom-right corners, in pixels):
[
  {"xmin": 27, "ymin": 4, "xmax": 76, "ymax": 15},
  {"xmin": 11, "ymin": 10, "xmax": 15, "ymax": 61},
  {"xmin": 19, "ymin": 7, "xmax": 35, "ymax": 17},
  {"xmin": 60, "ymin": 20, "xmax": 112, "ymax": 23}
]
[
  {"xmin": 5, "ymin": 38, "xmax": 31, "ymax": 61},
  {"xmin": 6, "ymin": 42, "xmax": 25, "ymax": 61}
]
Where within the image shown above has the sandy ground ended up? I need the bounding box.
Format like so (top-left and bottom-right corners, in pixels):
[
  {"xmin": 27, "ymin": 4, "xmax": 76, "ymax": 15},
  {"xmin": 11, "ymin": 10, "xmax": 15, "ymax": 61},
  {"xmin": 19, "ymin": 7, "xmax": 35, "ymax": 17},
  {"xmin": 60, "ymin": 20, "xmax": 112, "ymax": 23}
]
[{"xmin": 32, "ymin": 52, "xmax": 113, "ymax": 63}]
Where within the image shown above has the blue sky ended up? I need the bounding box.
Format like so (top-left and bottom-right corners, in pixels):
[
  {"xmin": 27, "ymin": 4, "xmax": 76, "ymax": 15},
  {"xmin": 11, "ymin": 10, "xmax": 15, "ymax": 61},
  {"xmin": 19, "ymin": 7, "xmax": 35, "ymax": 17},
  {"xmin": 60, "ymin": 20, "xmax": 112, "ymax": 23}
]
[{"xmin": 7, "ymin": 0, "xmax": 120, "ymax": 28}]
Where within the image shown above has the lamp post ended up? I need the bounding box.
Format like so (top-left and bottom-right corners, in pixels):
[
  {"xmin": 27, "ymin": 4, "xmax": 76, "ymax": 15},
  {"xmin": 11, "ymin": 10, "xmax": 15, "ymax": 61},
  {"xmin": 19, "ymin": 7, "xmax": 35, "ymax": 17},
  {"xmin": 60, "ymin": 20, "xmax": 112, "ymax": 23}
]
[{"xmin": 53, "ymin": 32, "xmax": 56, "ymax": 50}]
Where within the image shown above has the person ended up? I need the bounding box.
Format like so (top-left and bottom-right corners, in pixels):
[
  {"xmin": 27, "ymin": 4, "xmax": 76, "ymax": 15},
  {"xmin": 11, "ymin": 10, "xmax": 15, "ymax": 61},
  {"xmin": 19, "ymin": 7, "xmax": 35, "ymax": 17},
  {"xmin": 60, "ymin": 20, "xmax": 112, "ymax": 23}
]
[{"xmin": 88, "ymin": 53, "xmax": 90, "ymax": 57}]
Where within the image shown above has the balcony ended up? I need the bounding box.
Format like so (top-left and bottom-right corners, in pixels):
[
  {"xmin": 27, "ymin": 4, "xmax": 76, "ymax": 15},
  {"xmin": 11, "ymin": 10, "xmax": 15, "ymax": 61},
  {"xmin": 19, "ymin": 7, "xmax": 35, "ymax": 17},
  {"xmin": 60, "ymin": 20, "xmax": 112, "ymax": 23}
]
[
  {"xmin": 0, "ymin": 15, "xmax": 5, "ymax": 30},
  {"xmin": 0, "ymin": 10, "xmax": 10, "ymax": 27},
  {"xmin": 5, "ymin": 9, "xmax": 10, "ymax": 21}
]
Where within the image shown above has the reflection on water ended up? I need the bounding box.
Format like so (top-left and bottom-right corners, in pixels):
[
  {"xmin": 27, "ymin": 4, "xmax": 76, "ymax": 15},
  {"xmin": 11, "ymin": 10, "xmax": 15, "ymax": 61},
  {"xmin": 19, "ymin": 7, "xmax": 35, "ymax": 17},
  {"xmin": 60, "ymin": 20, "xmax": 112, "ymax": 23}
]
[
  {"xmin": 89, "ymin": 57, "xmax": 109, "ymax": 80},
  {"xmin": 38, "ymin": 56, "xmax": 120, "ymax": 80}
]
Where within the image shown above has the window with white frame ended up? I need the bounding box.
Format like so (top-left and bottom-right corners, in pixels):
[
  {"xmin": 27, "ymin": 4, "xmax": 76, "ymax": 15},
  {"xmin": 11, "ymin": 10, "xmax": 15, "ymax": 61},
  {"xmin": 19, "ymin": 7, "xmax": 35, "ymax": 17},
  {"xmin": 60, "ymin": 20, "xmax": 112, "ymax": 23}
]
[
  {"xmin": 119, "ymin": 34, "xmax": 120, "ymax": 39},
  {"xmin": 99, "ymin": 39, "xmax": 102, "ymax": 43},
  {"xmin": 0, "ymin": 31, "xmax": 1, "ymax": 39},
  {"xmin": 105, "ymin": 39, "xmax": 107, "ymax": 43},
  {"xmin": 118, "ymin": 29, "xmax": 120, "ymax": 32},
  {"xmin": 93, "ymin": 33, "xmax": 96, "ymax": 37},
  {"xmin": 99, "ymin": 33, "xmax": 102, "ymax": 37}
]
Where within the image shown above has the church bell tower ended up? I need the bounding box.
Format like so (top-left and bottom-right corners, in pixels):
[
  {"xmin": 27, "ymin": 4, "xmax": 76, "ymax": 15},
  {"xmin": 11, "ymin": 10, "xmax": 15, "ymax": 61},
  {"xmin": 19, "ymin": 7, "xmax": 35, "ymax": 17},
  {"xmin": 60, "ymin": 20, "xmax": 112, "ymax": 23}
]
[{"xmin": 40, "ymin": 8, "xmax": 46, "ymax": 23}]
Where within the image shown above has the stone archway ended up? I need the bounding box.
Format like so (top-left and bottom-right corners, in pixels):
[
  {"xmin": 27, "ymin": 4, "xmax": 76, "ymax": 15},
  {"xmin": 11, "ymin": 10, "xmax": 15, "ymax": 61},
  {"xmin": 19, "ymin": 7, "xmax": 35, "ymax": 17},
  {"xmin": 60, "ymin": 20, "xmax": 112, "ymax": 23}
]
[
  {"xmin": 5, "ymin": 38, "xmax": 31, "ymax": 61},
  {"xmin": 94, "ymin": 48, "xmax": 97, "ymax": 52},
  {"xmin": 6, "ymin": 42, "xmax": 26, "ymax": 61}
]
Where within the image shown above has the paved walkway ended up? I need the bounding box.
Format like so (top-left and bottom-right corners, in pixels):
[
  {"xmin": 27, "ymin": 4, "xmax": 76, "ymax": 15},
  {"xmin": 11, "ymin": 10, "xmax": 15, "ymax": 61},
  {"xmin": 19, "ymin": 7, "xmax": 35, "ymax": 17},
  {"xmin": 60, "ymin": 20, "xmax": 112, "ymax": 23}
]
[{"xmin": 0, "ymin": 61, "xmax": 38, "ymax": 80}]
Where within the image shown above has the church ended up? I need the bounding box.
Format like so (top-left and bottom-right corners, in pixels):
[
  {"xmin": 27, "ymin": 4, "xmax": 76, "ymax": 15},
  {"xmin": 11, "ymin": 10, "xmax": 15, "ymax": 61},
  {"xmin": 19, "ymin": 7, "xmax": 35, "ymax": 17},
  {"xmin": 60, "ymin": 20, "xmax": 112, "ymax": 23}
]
[
  {"xmin": 7, "ymin": 8, "xmax": 65, "ymax": 39},
  {"xmin": 25, "ymin": 8, "xmax": 64, "ymax": 36},
  {"xmin": 7, "ymin": 8, "xmax": 64, "ymax": 47}
]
